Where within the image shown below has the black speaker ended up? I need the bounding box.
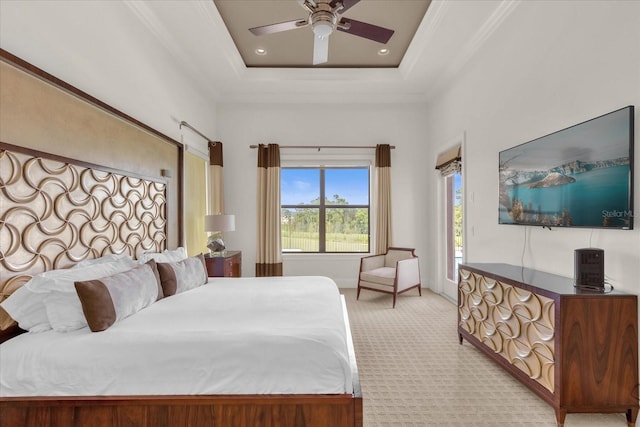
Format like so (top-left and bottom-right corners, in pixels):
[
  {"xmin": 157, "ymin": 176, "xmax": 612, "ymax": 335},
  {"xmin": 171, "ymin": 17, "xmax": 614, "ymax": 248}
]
[{"xmin": 574, "ymin": 248, "xmax": 604, "ymax": 288}]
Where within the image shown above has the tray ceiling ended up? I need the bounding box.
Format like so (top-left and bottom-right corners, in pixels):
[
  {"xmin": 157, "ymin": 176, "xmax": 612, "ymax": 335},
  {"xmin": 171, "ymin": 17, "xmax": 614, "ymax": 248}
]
[{"xmin": 214, "ymin": 0, "xmax": 431, "ymax": 68}]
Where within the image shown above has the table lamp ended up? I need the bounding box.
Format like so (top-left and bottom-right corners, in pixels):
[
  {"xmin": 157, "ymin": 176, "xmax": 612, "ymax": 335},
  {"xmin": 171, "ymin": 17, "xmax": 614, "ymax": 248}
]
[{"xmin": 204, "ymin": 214, "xmax": 235, "ymax": 255}]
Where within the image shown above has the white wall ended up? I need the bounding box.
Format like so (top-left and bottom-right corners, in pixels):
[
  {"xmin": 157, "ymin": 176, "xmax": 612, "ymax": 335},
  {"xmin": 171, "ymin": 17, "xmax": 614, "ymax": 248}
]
[
  {"xmin": 0, "ymin": 1, "xmax": 218, "ymax": 152},
  {"xmin": 217, "ymin": 102, "xmax": 429, "ymax": 286},
  {"xmin": 215, "ymin": 2, "xmax": 640, "ymax": 296},
  {"xmin": 423, "ymin": 1, "xmax": 640, "ymax": 295}
]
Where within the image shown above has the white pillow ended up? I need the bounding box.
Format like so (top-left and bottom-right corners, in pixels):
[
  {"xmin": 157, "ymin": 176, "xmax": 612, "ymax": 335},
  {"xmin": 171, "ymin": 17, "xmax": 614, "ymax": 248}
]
[
  {"xmin": 26, "ymin": 257, "xmax": 138, "ymax": 294},
  {"xmin": 138, "ymin": 247, "xmax": 188, "ymax": 264},
  {"xmin": 0, "ymin": 285, "xmax": 51, "ymax": 332},
  {"xmin": 74, "ymin": 261, "xmax": 163, "ymax": 332},
  {"xmin": 44, "ymin": 292, "xmax": 87, "ymax": 332},
  {"xmin": 0, "ymin": 257, "xmax": 138, "ymax": 332},
  {"xmin": 155, "ymin": 254, "xmax": 208, "ymax": 296},
  {"xmin": 74, "ymin": 253, "xmax": 133, "ymax": 269}
]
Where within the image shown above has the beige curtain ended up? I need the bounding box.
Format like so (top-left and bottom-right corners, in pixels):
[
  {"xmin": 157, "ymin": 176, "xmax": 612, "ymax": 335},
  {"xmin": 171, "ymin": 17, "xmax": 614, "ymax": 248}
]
[
  {"xmin": 184, "ymin": 151, "xmax": 208, "ymax": 256},
  {"xmin": 209, "ymin": 141, "xmax": 224, "ymax": 214},
  {"xmin": 256, "ymin": 144, "xmax": 283, "ymax": 276},
  {"xmin": 374, "ymin": 144, "xmax": 392, "ymax": 254}
]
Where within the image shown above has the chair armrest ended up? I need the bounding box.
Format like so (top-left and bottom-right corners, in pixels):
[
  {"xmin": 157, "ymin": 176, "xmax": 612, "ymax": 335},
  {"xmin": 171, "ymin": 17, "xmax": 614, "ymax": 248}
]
[
  {"xmin": 360, "ymin": 254, "xmax": 385, "ymax": 272},
  {"xmin": 396, "ymin": 257, "xmax": 420, "ymax": 291}
]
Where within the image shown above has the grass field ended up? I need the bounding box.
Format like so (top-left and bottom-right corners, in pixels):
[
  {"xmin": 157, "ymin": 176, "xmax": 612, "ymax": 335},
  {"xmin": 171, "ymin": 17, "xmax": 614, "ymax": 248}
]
[{"xmin": 282, "ymin": 231, "xmax": 369, "ymax": 252}]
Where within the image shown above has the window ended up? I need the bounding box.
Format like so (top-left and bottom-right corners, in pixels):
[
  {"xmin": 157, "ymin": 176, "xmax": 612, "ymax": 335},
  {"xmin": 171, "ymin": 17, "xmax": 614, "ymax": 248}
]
[
  {"xmin": 281, "ymin": 167, "xmax": 370, "ymax": 253},
  {"xmin": 446, "ymin": 172, "xmax": 463, "ymax": 281}
]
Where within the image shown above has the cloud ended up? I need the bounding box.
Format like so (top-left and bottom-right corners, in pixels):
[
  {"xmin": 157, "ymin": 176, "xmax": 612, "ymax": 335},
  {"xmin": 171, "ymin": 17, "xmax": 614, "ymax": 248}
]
[{"xmin": 293, "ymin": 180, "xmax": 311, "ymax": 190}]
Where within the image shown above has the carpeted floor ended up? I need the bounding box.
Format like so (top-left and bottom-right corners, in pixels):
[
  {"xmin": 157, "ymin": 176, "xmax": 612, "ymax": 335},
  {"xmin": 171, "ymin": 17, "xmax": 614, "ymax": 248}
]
[{"xmin": 341, "ymin": 288, "xmax": 634, "ymax": 427}]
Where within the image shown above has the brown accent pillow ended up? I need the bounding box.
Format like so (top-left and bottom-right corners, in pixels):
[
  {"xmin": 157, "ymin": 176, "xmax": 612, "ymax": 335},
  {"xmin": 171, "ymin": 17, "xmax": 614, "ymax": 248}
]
[
  {"xmin": 75, "ymin": 260, "xmax": 162, "ymax": 332},
  {"xmin": 148, "ymin": 259, "xmax": 164, "ymax": 300},
  {"xmin": 156, "ymin": 263, "xmax": 178, "ymax": 296},
  {"xmin": 74, "ymin": 279, "xmax": 115, "ymax": 332},
  {"xmin": 156, "ymin": 254, "xmax": 207, "ymax": 297}
]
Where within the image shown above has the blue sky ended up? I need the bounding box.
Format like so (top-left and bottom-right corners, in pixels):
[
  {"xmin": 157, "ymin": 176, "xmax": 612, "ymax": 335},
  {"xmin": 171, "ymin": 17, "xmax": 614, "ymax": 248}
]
[
  {"xmin": 454, "ymin": 172, "xmax": 462, "ymax": 206},
  {"xmin": 281, "ymin": 168, "xmax": 369, "ymax": 205}
]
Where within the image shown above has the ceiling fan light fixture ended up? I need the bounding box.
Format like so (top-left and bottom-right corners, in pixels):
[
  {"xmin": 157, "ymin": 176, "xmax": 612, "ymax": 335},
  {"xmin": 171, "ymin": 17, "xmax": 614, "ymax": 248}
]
[
  {"xmin": 311, "ymin": 8, "xmax": 336, "ymax": 38},
  {"xmin": 312, "ymin": 20, "xmax": 333, "ymax": 38}
]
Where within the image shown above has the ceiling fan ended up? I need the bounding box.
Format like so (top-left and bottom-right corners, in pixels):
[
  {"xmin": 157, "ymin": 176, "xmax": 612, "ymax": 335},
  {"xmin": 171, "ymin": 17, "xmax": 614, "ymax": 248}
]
[{"xmin": 248, "ymin": 0, "xmax": 395, "ymax": 65}]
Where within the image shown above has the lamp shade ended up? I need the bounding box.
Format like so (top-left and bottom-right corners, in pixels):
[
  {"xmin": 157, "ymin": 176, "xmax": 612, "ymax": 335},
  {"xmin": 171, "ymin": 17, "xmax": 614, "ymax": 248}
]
[{"xmin": 204, "ymin": 214, "xmax": 235, "ymax": 232}]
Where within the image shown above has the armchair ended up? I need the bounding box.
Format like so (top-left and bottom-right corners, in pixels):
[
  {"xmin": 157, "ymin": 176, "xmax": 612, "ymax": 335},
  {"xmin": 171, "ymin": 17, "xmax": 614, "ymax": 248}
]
[{"xmin": 357, "ymin": 247, "xmax": 421, "ymax": 308}]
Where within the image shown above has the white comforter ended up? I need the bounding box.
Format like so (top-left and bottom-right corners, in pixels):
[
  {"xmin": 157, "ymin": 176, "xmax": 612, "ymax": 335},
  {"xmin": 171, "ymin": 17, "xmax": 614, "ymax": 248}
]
[{"xmin": 0, "ymin": 276, "xmax": 353, "ymax": 396}]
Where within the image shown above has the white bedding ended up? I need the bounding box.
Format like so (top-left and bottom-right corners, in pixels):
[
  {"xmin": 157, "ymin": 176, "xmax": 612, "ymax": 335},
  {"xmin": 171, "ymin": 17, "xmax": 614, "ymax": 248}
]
[{"xmin": 0, "ymin": 276, "xmax": 353, "ymax": 397}]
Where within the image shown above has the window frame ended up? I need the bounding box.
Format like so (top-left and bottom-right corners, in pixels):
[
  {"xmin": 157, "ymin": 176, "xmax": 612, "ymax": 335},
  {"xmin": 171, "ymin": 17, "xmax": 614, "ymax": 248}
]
[{"xmin": 281, "ymin": 165, "xmax": 371, "ymax": 254}]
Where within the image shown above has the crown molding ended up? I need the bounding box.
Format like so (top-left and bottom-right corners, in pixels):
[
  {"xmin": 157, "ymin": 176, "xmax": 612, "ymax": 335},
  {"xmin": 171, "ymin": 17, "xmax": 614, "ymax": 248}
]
[
  {"xmin": 123, "ymin": 0, "xmax": 221, "ymax": 100},
  {"xmin": 399, "ymin": 0, "xmax": 451, "ymax": 79},
  {"xmin": 424, "ymin": 0, "xmax": 521, "ymax": 101},
  {"xmin": 451, "ymin": 0, "xmax": 521, "ymax": 74},
  {"xmin": 192, "ymin": 0, "xmax": 248, "ymax": 79}
]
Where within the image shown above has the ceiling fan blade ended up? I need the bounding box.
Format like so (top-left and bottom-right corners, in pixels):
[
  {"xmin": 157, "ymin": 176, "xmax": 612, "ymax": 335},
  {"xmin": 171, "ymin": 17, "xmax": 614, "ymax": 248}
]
[
  {"xmin": 330, "ymin": 0, "xmax": 360, "ymax": 14},
  {"xmin": 337, "ymin": 18, "xmax": 394, "ymax": 44},
  {"xmin": 249, "ymin": 19, "xmax": 308, "ymax": 36},
  {"xmin": 313, "ymin": 35, "xmax": 329, "ymax": 65}
]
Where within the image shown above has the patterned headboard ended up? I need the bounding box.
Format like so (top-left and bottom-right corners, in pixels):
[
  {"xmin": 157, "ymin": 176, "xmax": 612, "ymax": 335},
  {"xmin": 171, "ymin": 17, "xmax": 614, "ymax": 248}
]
[{"xmin": 0, "ymin": 142, "xmax": 167, "ymax": 310}]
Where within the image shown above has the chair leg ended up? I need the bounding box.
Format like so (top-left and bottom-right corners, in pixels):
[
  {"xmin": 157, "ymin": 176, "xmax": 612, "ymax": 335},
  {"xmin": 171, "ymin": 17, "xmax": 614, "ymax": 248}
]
[
  {"xmin": 418, "ymin": 285, "xmax": 422, "ymax": 296},
  {"xmin": 392, "ymin": 293, "xmax": 397, "ymax": 308},
  {"xmin": 357, "ymin": 285, "xmax": 361, "ymax": 300}
]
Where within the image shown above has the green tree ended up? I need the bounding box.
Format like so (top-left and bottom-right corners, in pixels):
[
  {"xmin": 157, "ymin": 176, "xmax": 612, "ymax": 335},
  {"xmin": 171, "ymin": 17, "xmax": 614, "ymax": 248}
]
[
  {"xmin": 283, "ymin": 193, "xmax": 369, "ymax": 252},
  {"xmin": 454, "ymin": 187, "xmax": 463, "ymax": 248}
]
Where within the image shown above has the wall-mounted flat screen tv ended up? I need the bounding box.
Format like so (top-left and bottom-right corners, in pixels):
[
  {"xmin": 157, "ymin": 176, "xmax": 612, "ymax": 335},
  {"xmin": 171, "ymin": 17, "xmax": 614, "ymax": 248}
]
[{"xmin": 499, "ymin": 105, "xmax": 634, "ymax": 229}]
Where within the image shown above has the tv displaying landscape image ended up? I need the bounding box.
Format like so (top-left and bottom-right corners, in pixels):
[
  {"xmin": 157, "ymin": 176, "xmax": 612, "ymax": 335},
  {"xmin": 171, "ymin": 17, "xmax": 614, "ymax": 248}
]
[{"xmin": 499, "ymin": 106, "xmax": 634, "ymax": 229}]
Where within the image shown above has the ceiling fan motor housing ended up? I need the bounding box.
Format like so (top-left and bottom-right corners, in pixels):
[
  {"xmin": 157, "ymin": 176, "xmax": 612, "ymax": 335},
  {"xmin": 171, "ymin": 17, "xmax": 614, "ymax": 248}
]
[{"xmin": 311, "ymin": 4, "xmax": 337, "ymax": 38}]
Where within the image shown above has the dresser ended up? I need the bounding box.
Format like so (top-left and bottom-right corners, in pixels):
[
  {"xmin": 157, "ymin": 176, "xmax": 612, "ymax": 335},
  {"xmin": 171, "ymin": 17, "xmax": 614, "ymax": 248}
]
[
  {"xmin": 204, "ymin": 251, "xmax": 242, "ymax": 277},
  {"xmin": 458, "ymin": 263, "xmax": 638, "ymax": 427}
]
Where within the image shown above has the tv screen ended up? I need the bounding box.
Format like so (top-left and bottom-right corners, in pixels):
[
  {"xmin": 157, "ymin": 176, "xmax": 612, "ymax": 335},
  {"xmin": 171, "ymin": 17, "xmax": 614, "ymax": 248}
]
[{"xmin": 499, "ymin": 106, "xmax": 634, "ymax": 229}]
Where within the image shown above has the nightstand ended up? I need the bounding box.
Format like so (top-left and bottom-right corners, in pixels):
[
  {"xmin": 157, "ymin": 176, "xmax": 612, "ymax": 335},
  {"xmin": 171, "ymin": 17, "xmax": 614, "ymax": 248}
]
[{"xmin": 204, "ymin": 251, "xmax": 241, "ymax": 277}]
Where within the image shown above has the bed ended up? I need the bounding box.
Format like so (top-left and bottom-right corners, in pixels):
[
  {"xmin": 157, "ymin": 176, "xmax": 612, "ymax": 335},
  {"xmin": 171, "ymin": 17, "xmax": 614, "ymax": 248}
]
[{"xmin": 0, "ymin": 143, "xmax": 363, "ymax": 427}]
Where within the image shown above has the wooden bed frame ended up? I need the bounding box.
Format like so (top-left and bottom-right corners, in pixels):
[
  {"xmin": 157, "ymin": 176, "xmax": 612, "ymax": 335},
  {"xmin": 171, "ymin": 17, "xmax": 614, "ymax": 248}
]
[
  {"xmin": 0, "ymin": 143, "xmax": 363, "ymax": 427},
  {"xmin": 0, "ymin": 322, "xmax": 363, "ymax": 427},
  {"xmin": 0, "ymin": 304, "xmax": 363, "ymax": 427}
]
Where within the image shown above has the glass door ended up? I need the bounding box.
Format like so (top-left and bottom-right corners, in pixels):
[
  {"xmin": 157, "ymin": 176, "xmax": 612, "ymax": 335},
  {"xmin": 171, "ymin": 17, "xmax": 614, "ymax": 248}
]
[{"xmin": 442, "ymin": 171, "xmax": 463, "ymax": 301}]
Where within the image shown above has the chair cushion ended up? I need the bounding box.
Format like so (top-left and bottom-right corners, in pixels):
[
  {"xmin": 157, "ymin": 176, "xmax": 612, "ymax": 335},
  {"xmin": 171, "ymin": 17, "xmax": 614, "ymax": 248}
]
[
  {"xmin": 360, "ymin": 267, "xmax": 396, "ymax": 286},
  {"xmin": 384, "ymin": 249, "xmax": 414, "ymax": 267}
]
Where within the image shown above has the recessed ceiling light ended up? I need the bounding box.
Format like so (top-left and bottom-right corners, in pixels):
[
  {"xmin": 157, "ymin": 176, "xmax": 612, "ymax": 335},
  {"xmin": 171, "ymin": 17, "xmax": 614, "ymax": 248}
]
[
  {"xmin": 255, "ymin": 48, "xmax": 267, "ymax": 56},
  {"xmin": 378, "ymin": 48, "xmax": 390, "ymax": 56}
]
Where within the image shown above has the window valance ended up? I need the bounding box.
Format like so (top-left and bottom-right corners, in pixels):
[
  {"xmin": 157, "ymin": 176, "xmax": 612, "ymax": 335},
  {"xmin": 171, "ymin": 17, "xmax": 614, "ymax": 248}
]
[{"xmin": 435, "ymin": 145, "xmax": 462, "ymax": 176}]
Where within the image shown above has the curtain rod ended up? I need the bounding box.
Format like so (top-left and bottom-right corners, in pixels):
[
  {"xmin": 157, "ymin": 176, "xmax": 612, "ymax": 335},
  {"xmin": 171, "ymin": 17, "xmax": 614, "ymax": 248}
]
[
  {"xmin": 179, "ymin": 121, "xmax": 216, "ymax": 146},
  {"xmin": 249, "ymin": 145, "xmax": 395, "ymax": 150}
]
